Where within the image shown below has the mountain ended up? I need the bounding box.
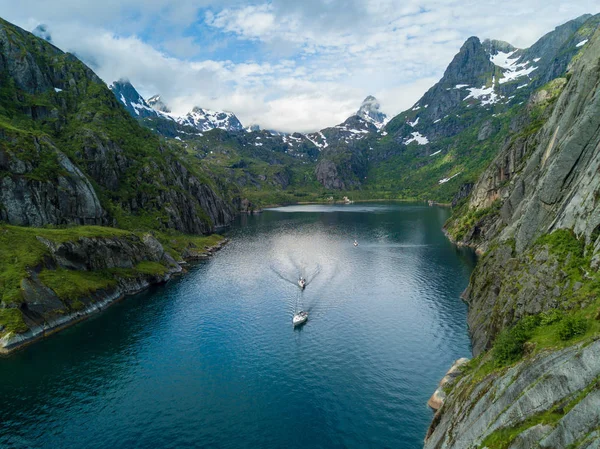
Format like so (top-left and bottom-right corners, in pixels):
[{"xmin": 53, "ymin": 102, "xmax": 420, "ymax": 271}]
[
  {"xmin": 104, "ymin": 15, "xmax": 600, "ymax": 204},
  {"xmin": 0, "ymin": 16, "xmax": 240, "ymax": 347},
  {"xmin": 109, "ymin": 79, "xmax": 163, "ymax": 119},
  {"xmin": 357, "ymin": 95, "xmax": 387, "ymax": 128},
  {"xmin": 111, "ymin": 84, "xmax": 245, "ymax": 133},
  {"xmin": 426, "ymin": 25, "xmax": 600, "ymax": 449},
  {"xmin": 363, "ymin": 13, "xmax": 600, "ymax": 201},
  {"xmin": 147, "ymin": 94, "xmax": 171, "ymax": 113},
  {"xmin": 0, "ymin": 21, "xmax": 236, "ymax": 233},
  {"xmin": 175, "ymin": 106, "xmax": 244, "ymax": 133}
]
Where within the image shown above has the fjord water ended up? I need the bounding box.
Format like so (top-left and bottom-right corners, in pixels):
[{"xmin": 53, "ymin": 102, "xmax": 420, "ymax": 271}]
[{"xmin": 0, "ymin": 204, "xmax": 475, "ymax": 449}]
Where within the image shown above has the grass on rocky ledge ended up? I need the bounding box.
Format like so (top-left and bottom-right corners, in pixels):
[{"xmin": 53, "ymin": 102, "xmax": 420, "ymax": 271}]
[
  {"xmin": 452, "ymin": 228, "xmax": 600, "ymax": 427},
  {"xmin": 0, "ymin": 223, "xmax": 224, "ymax": 335},
  {"xmin": 480, "ymin": 373, "xmax": 600, "ymax": 449},
  {"xmin": 0, "ymin": 225, "xmax": 134, "ymax": 305}
]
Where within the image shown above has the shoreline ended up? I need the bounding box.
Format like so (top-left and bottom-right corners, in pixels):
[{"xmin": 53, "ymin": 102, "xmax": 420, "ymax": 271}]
[
  {"xmin": 256, "ymin": 198, "xmax": 452, "ymax": 209},
  {"xmin": 0, "ymin": 239, "xmax": 229, "ymax": 356}
]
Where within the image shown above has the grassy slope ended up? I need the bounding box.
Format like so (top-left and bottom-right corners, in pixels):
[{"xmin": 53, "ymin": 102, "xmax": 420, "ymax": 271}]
[{"xmin": 0, "ymin": 224, "xmax": 224, "ymax": 335}]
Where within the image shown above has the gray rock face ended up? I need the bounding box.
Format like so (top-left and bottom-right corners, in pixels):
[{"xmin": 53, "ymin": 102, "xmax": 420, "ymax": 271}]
[
  {"xmin": 450, "ymin": 29, "xmax": 600, "ymax": 352},
  {"xmin": 425, "ymin": 340, "xmax": 600, "ymax": 449},
  {"xmin": 36, "ymin": 233, "xmax": 175, "ymax": 271},
  {"xmin": 315, "ymin": 159, "xmax": 344, "ymax": 189},
  {"xmin": 1, "ymin": 232, "xmax": 185, "ymax": 353},
  {"xmin": 432, "ymin": 26, "xmax": 600, "ymax": 449},
  {"xmin": 0, "ymin": 141, "xmax": 107, "ymax": 227},
  {"xmin": 0, "ymin": 19, "xmax": 236, "ymax": 233},
  {"xmin": 15, "ymin": 233, "xmax": 181, "ymax": 326}
]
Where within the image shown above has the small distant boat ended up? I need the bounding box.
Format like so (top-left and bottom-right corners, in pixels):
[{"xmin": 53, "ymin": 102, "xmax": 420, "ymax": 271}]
[
  {"xmin": 293, "ymin": 311, "xmax": 308, "ymax": 327},
  {"xmin": 298, "ymin": 277, "xmax": 306, "ymax": 289},
  {"xmin": 353, "ymin": 240, "xmax": 358, "ymax": 247}
]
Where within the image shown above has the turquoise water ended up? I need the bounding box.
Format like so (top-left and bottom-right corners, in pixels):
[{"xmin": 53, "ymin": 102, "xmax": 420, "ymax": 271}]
[{"xmin": 0, "ymin": 204, "xmax": 475, "ymax": 449}]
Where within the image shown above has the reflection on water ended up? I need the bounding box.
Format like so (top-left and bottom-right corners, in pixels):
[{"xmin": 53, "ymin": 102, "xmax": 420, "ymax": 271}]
[{"xmin": 0, "ymin": 203, "xmax": 475, "ymax": 449}]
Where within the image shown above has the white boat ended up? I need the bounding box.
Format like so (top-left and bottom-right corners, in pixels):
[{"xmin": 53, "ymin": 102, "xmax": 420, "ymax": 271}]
[
  {"xmin": 293, "ymin": 311, "xmax": 308, "ymax": 326},
  {"xmin": 353, "ymin": 240, "xmax": 358, "ymax": 247},
  {"xmin": 298, "ymin": 278, "xmax": 306, "ymax": 289}
]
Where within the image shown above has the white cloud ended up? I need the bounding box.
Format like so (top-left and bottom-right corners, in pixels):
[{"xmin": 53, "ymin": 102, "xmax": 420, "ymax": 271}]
[{"xmin": 2, "ymin": 1, "xmax": 600, "ymax": 132}]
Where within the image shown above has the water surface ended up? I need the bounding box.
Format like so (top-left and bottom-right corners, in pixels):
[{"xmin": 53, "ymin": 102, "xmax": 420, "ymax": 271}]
[{"xmin": 0, "ymin": 203, "xmax": 475, "ymax": 448}]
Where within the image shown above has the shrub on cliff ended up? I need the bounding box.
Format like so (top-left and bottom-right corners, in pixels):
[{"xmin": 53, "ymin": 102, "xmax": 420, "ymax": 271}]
[
  {"xmin": 557, "ymin": 316, "xmax": 588, "ymax": 341},
  {"xmin": 493, "ymin": 316, "xmax": 539, "ymax": 366}
]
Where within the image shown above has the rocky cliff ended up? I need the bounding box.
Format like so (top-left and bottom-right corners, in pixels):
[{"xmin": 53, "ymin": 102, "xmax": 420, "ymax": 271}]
[
  {"xmin": 0, "ymin": 224, "xmax": 227, "ymax": 353},
  {"xmin": 427, "ymin": 25, "xmax": 600, "ymax": 449},
  {"xmin": 0, "ymin": 17, "xmax": 238, "ymax": 350},
  {"xmin": 0, "ymin": 18, "xmax": 236, "ymax": 234}
]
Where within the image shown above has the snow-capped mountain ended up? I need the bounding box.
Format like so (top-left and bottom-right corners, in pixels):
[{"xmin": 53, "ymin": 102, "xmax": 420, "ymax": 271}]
[
  {"xmin": 384, "ymin": 14, "xmax": 598, "ymax": 149},
  {"xmin": 176, "ymin": 107, "xmax": 243, "ymax": 133},
  {"xmin": 110, "ymin": 81, "xmax": 245, "ymax": 133},
  {"xmin": 357, "ymin": 96, "xmax": 387, "ymax": 129},
  {"xmin": 147, "ymin": 95, "xmax": 171, "ymax": 113},
  {"xmin": 109, "ymin": 79, "xmax": 161, "ymax": 119}
]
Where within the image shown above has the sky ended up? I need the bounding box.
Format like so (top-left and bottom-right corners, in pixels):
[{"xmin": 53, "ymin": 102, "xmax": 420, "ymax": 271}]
[{"xmin": 2, "ymin": 1, "xmax": 599, "ymax": 132}]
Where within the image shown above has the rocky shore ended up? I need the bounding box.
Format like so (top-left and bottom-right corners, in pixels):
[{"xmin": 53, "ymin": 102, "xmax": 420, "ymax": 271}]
[{"xmin": 0, "ymin": 235, "xmax": 229, "ymax": 355}]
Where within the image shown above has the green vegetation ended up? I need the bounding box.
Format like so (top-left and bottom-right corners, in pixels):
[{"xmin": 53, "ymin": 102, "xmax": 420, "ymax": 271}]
[
  {"xmin": 557, "ymin": 316, "xmax": 589, "ymax": 341},
  {"xmin": 39, "ymin": 268, "xmax": 118, "ymax": 303},
  {"xmin": 480, "ymin": 374, "xmax": 600, "ymax": 449},
  {"xmin": 447, "ymin": 200, "xmax": 502, "ymax": 241},
  {"xmin": 155, "ymin": 232, "xmax": 224, "ymax": 261},
  {"xmin": 0, "ymin": 223, "xmax": 225, "ymax": 336},
  {"xmin": 480, "ymin": 408, "xmax": 563, "ymax": 449},
  {"xmin": 135, "ymin": 261, "xmax": 168, "ymax": 277},
  {"xmin": 493, "ymin": 315, "xmax": 539, "ymax": 366},
  {"xmin": 0, "ymin": 308, "xmax": 28, "ymax": 334}
]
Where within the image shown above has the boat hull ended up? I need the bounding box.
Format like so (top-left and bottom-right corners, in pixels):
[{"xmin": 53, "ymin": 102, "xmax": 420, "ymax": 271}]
[{"xmin": 293, "ymin": 313, "xmax": 308, "ymax": 327}]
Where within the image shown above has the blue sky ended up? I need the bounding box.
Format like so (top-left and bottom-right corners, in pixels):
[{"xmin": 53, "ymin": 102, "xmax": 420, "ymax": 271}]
[{"xmin": 3, "ymin": 0, "xmax": 600, "ymax": 132}]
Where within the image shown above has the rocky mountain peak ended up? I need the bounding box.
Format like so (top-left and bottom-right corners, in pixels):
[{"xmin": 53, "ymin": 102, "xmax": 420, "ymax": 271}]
[
  {"xmin": 357, "ymin": 95, "xmax": 387, "ymax": 128},
  {"xmin": 109, "ymin": 79, "xmax": 159, "ymax": 119},
  {"xmin": 441, "ymin": 36, "xmax": 495, "ymax": 85},
  {"xmin": 179, "ymin": 107, "xmax": 244, "ymax": 132},
  {"xmin": 147, "ymin": 95, "xmax": 171, "ymax": 113},
  {"xmin": 482, "ymin": 39, "xmax": 517, "ymax": 56}
]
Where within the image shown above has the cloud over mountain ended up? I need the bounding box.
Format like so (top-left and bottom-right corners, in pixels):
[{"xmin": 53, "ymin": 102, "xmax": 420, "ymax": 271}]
[{"xmin": 4, "ymin": 0, "xmax": 599, "ymax": 132}]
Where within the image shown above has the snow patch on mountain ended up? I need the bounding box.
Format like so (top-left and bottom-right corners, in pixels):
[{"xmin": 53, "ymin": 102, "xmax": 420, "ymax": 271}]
[
  {"xmin": 405, "ymin": 132, "xmax": 429, "ymax": 145},
  {"xmin": 490, "ymin": 50, "xmax": 519, "ymax": 69},
  {"xmin": 576, "ymin": 39, "xmax": 588, "ymax": 47},
  {"xmin": 439, "ymin": 172, "xmax": 462, "ymax": 184},
  {"xmin": 490, "ymin": 51, "xmax": 538, "ymax": 85},
  {"xmin": 464, "ymin": 80, "xmax": 501, "ymax": 106}
]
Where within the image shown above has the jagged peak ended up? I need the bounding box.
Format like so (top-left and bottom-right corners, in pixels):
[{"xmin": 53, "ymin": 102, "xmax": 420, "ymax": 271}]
[
  {"xmin": 440, "ymin": 35, "xmax": 495, "ymax": 85},
  {"xmin": 111, "ymin": 77, "xmax": 132, "ymax": 87},
  {"xmin": 179, "ymin": 106, "xmax": 244, "ymax": 132},
  {"xmin": 357, "ymin": 95, "xmax": 387, "ymax": 128},
  {"xmin": 147, "ymin": 94, "xmax": 171, "ymax": 113},
  {"xmin": 482, "ymin": 39, "xmax": 517, "ymax": 56}
]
